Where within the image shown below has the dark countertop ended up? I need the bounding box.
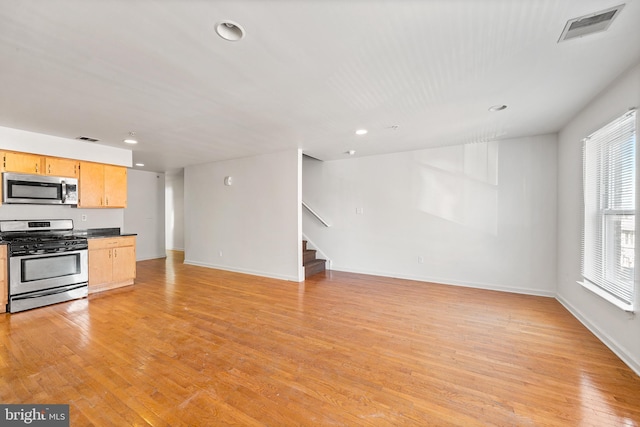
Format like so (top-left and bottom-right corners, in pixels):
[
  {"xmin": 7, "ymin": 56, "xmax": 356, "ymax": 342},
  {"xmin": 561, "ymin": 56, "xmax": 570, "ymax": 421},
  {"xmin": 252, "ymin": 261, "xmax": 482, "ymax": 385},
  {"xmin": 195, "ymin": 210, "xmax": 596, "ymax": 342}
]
[{"xmin": 74, "ymin": 228, "xmax": 137, "ymax": 238}]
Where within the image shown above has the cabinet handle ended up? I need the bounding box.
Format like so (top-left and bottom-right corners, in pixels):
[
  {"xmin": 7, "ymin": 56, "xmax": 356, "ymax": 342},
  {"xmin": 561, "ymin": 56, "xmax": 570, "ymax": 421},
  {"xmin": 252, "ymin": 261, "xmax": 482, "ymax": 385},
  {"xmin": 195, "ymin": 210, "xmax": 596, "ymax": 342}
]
[
  {"xmin": 109, "ymin": 250, "xmax": 111, "ymax": 259},
  {"xmin": 106, "ymin": 197, "xmax": 109, "ymax": 206},
  {"xmin": 48, "ymin": 164, "xmax": 51, "ymax": 174},
  {"xmin": 35, "ymin": 163, "xmax": 39, "ymax": 173},
  {"xmin": 114, "ymin": 249, "xmax": 117, "ymax": 258}
]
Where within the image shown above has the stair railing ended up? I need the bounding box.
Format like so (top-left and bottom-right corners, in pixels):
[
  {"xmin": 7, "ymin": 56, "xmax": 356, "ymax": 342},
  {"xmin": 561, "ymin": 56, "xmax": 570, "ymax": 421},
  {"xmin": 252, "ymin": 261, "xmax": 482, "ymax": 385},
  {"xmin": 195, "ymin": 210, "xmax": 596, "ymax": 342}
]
[{"xmin": 302, "ymin": 201, "xmax": 330, "ymax": 227}]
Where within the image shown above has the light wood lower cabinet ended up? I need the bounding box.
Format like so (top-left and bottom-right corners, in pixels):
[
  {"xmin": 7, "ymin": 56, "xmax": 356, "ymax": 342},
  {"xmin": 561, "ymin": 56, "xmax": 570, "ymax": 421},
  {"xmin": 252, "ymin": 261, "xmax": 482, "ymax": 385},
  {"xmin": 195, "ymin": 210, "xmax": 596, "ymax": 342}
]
[
  {"xmin": 88, "ymin": 236, "xmax": 136, "ymax": 294},
  {"xmin": 0, "ymin": 245, "xmax": 7, "ymax": 313}
]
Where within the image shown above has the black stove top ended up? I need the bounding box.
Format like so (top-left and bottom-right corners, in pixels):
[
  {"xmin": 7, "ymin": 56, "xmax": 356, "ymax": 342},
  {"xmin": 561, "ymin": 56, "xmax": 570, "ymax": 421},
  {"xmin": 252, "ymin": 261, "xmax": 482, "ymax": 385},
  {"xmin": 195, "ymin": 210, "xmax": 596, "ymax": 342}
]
[
  {"xmin": 0, "ymin": 219, "xmax": 88, "ymax": 256},
  {"xmin": 1, "ymin": 233, "xmax": 81, "ymax": 242},
  {"xmin": 3, "ymin": 235, "xmax": 88, "ymax": 256}
]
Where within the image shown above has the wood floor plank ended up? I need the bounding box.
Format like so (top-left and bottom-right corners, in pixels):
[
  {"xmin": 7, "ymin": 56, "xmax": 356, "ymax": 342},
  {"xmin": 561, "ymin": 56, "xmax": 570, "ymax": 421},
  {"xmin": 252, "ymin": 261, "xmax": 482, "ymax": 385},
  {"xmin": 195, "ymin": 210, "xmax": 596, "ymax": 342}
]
[{"xmin": 1, "ymin": 250, "xmax": 640, "ymax": 426}]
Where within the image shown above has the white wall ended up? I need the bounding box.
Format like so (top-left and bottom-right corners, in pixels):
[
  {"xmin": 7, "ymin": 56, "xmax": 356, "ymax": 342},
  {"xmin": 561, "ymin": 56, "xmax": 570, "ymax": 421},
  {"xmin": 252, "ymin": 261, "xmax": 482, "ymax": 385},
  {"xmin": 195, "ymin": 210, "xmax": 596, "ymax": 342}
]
[
  {"xmin": 303, "ymin": 135, "xmax": 558, "ymax": 296},
  {"xmin": 165, "ymin": 169, "xmax": 185, "ymax": 250},
  {"xmin": 124, "ymin": 169, "xmax": 166, "ymax": 261},
  {"xmin": 0, "ymin": 203, "xmax": 123, "ymax": 230},
  {"xmin": 557, "ymin": 62, "xmax": 640, "ymax": 375},
  {"xmin": 184, "ymin": 149, "xmax": 303, "ymax": 282},
  {"xmin": 0, "ymin": 125, "xmax": 131, "ymax": 167}
]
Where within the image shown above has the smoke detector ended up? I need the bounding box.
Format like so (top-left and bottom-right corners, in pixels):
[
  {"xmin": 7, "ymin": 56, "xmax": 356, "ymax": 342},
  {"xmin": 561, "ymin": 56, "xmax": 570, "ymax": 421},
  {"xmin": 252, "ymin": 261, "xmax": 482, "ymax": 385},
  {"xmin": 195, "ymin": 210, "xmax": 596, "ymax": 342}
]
[{"xmin": 558, "ymin": 4, "xmax": 625, "ymax": 42}]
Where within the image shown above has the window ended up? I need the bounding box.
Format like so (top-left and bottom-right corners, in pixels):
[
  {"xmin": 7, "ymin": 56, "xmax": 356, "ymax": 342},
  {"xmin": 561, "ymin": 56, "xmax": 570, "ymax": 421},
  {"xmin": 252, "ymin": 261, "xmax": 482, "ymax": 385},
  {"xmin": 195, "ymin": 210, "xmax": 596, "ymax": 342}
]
[{"xmin": 581, "ymin": 109, "xmax": 636, "ymax": 311}]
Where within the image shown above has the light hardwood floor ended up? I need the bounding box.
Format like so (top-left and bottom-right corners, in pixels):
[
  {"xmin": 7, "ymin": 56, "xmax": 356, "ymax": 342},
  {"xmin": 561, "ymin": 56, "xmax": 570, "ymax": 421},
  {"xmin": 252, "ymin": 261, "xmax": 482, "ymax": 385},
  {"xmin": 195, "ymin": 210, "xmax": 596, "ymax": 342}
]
[{"xmin": 1, "ymin": 251, "xmax": 639, "ymax": 426}]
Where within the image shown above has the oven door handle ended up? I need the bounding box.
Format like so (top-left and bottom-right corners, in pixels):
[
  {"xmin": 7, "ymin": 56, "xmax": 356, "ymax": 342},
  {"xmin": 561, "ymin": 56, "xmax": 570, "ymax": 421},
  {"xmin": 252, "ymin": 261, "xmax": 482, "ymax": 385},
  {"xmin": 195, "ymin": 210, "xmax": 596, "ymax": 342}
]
[{"xmin": 10, "ymin": 248, "xmax": 88, "ymax": 260}]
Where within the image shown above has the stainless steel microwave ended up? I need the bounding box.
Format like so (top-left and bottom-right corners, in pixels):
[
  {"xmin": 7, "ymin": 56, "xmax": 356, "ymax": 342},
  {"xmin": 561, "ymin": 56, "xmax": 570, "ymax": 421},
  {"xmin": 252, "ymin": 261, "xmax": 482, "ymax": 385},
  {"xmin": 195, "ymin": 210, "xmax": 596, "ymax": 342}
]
[{"xmin": 2, "ymin": 172, "xmax": 78, "ymax": 205}]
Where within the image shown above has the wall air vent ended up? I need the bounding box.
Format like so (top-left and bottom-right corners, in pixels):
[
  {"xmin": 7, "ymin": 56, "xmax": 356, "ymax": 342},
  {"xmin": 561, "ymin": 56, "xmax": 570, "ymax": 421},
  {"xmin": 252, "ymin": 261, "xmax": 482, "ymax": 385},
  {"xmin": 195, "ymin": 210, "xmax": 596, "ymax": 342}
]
[
  {"xmin": 558, "ymin": 4, "xmax": 625, "ymax": 42},
  {"xmin": 75, "ymin": 136, "xmax": 99, "ymax": 142}
]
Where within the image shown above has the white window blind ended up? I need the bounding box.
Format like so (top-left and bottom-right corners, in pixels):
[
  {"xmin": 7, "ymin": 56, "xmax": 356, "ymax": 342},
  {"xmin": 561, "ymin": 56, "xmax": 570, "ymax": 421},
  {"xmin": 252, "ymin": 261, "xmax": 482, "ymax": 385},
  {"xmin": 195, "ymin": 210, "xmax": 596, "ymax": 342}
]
[{"xmin": 582, "ymin": 109, "xmax": 636, "ymax": 311}]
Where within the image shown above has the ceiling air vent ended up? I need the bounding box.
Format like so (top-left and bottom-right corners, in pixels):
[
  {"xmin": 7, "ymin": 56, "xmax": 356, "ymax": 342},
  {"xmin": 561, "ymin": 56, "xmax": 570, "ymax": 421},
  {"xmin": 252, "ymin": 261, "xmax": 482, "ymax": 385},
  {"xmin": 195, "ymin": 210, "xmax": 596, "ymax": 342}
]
[
  {"xmin": 558, "ymin": 4, "xmax": 625, "ymax": 42},
  {"xmin": 75, "ymin": 136, "xmax": 99, "ymax": 142}
]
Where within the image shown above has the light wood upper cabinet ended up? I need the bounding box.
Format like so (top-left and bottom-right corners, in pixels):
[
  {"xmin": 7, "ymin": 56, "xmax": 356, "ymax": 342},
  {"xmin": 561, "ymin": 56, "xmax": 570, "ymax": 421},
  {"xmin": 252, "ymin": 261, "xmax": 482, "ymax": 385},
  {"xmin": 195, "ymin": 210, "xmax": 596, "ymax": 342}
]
[
  {"xmin": 45, "ymin": 157, "xmax": 79, "ymax": 178},
  {"xmin": 104, "ymin": 165, "xmax": 127, "ymax": 208},
  {"xmin": 3, "ymin": 152, "xmax": 43, "ymax": 174},
  {"xmin": 79, "ymin": 162, "xmax": 105, "ymax": 207},
  {"xmin": 2, "ymin": 152, "xmax": 78, "ymax": 177},
  {"xmin": 79, "ymin": 162, "xmax": 127, "ymax": 208}
]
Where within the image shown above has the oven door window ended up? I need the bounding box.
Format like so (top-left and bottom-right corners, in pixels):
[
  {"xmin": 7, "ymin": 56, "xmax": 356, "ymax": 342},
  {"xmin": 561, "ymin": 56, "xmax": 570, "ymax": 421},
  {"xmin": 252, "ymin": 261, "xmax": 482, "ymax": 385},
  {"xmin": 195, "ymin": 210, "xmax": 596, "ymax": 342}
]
[
  {"xmin": 9, "ymin": 180, "xmax": 62, "ymax": 200},
  {"xmin": 21, "ymin": 253, "xmax": 81, "ymax": 282}
]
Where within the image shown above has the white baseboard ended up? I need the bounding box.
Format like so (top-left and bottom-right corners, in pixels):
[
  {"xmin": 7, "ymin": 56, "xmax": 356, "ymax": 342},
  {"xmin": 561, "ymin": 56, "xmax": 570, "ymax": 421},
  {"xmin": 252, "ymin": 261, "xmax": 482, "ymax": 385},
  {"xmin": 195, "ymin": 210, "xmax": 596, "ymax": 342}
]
[
  {"xmin": 136, "ymin": 254, "xmax": 168, "ymax": 261},
  {"xmin": 556, "ymin": 294, "xmax": 640, "ymax": 377},
  {"xmin": 330, "ymin": 266, "xmax": 556, "ymax": 298},
  {"xmin": 183, "ymin": 259, "xmax": 300, "ymax": 282}
]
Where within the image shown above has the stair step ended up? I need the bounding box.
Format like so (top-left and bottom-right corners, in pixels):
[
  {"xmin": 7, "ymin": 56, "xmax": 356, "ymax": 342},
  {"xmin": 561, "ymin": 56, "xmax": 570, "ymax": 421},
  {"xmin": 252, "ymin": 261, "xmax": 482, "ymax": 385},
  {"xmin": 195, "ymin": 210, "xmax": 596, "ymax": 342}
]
[
  {"xmin": 304, "ymin": 259, "xmax": 326, "ymax": 278},
  {"xmin": 303, "ymin": 249, "xmax": 317, "ymax": 264},
  {"xmin": 302, "ymin": 240, "xmax": 326, "ymax": 278}
]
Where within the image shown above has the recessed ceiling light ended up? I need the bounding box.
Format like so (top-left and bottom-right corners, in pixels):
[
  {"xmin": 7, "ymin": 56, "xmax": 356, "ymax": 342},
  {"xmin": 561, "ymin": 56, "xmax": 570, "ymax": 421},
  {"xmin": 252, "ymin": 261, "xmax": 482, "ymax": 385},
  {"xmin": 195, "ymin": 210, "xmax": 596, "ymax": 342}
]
[
  {"xmin": 347, "ymin": 150, "xmax": 356, "ymax": 155},
  {"xmin": 135, "ymin": 163, "xmax": 144, "ymax": 167},
  {"xmin": 124, "ymin": 139, "xmax": 138, "ymax": 144},
  {"xmin": 355, "ymin": 129, "xmax": 368, "ymax": 135},
  {"xmin": 215, "ymin": 21, "xmax": 245, "ymax": 41},
  {"xmin": 488, "ymin": 105, "xmax": 507, "ymax": 112}
]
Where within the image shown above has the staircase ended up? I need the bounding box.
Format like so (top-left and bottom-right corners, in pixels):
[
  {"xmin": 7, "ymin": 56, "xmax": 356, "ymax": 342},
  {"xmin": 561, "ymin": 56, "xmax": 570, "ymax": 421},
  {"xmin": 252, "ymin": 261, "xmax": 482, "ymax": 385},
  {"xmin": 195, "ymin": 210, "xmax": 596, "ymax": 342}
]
[{"xmin": 303, "ymin": 240, "xmax": 326, "ymax": 278}]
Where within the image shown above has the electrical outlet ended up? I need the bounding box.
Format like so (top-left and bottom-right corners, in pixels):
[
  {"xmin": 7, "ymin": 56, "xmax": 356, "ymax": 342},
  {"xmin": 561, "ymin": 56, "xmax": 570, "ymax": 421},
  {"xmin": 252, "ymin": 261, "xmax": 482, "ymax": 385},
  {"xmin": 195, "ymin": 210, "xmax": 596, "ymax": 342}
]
[
  {"xmin": 356, "ymin": 207, "xmax": 364, "ymax": 215},
  {"xmin": 219, "ymin": 250, "xmax": 223, "ymax": 257},
  {"xmin": 417, "ymin": 256, "xmax": 424, "ymax": 264},
  {"xmin": 81, "ymin": 214, "xmax": 87, "ymax": 222}
]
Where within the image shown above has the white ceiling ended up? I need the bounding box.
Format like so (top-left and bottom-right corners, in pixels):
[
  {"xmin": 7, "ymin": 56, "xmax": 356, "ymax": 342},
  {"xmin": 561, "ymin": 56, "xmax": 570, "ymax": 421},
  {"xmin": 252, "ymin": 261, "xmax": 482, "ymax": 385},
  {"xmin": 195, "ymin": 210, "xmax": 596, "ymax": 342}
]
[{"xmin": 1, "ymin": 0, "xmax": 639, "ymax": 172}]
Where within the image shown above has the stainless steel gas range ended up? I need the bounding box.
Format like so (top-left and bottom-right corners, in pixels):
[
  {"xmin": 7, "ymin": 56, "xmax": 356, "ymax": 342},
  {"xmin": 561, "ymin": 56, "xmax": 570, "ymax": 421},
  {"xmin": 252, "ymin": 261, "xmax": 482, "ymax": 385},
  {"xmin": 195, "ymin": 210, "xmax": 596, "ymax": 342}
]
[{"xmin": 0, "ymin": 219, "xmax": 88, "ymax": 313}]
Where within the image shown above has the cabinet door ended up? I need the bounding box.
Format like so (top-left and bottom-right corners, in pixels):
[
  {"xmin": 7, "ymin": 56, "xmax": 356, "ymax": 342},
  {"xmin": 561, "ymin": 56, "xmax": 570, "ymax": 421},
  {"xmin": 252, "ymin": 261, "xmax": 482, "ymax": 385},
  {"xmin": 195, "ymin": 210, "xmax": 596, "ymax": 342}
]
[
  {"xmin": 45, "ymin": 157, "xmax": 79, "ymax": 178},
  {"xmin": 104, "ymin": 165, "xmax": 127, "ymax": 208},
  {"xmin": 88, "ymin": 248, "xmax": 113, "ymax": 288},
  {"xmin": 112, "ymin": 245, "xmax": 136, "ymax": 283},
  {"xmin": 3, "ymin": 152, "xmax": 43, "ymax": 174},
  {"xmin": 79, "ymin": 162, "xmax": 104, "ymax": 207}
]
